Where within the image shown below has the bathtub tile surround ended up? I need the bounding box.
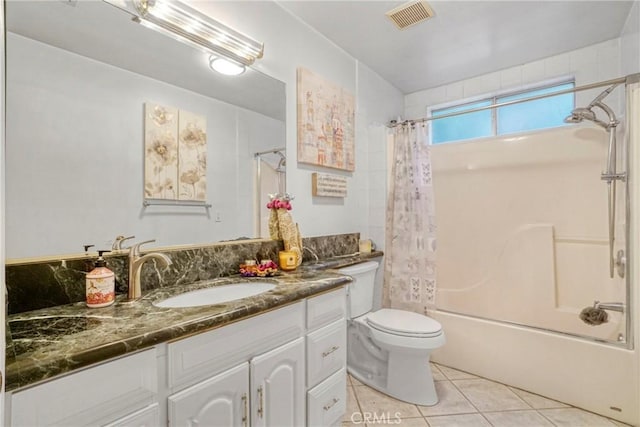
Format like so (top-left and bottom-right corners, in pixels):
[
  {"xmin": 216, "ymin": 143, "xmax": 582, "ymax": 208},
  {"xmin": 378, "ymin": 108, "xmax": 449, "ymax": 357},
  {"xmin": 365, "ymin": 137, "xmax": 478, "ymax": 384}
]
[
  {"xmin": 5, "ymin": 232, "xmax": 360, "ymax": 315},
  {"xmin": 343, "ymin": 365, "xmax": 630, "ymax": 427}
]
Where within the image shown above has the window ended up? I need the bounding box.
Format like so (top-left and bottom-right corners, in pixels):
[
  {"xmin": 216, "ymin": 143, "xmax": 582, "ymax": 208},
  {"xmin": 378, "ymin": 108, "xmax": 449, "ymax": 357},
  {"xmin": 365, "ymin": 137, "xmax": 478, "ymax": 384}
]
[{"xmin": 430, "ymin": 81, "xmax": 575, "ymax": 144}]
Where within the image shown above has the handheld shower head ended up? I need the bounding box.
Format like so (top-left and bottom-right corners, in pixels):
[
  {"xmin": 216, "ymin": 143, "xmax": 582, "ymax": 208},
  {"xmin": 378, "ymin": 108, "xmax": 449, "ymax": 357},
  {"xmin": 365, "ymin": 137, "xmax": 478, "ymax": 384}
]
[
  {"xmin": 565, "ymin": 83, "xmax": 619, "ymax": 129},
  {"xmin": 564, "ymin": 107, "xmax": 597, "ymax": 124}
]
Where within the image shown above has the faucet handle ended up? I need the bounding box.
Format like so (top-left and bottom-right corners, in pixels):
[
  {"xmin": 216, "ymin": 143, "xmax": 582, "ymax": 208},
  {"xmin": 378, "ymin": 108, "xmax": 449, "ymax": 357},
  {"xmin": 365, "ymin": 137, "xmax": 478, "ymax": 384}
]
[
  {"xmin": 130, "ymin": 239, "xmax": 156, "ymax": 256},
  {"xmin": 113, "ymin": 235, "xmax": 136, "ymax": 251}
]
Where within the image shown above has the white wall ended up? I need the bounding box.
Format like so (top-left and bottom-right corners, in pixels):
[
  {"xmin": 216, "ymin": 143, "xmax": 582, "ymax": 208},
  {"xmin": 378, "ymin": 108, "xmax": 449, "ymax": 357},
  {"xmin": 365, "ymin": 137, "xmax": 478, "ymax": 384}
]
[
  {"xmin": 184, "ymin": 1, "xmax": 404, "ymax": 243},
  {"xmin": 5, "ymin": 33, "xmax": 284, "ymax": 258},
  {"xmin": 621, "ymin": 0, "xmax": 640, "ymax": 76},
  {"xmin": 6, "ymin": 1, "xmax": 405, "ymax": 259},
  {"xmin": 405, "ymin": 38, "xmax": 623, "ymax": 120}
]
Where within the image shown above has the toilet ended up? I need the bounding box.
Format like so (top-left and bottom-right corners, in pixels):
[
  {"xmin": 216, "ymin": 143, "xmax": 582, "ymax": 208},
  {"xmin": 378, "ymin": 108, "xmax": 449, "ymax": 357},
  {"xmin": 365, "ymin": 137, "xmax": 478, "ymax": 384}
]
[{"xmin": 339, "ymin": 261, "xmax": 445, "ymax": 406}]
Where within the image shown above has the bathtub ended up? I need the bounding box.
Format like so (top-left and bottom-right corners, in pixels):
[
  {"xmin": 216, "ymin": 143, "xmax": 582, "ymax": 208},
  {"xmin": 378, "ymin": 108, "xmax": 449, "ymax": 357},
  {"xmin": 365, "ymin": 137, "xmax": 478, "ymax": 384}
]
[{"xmin": 429, "ymin": 125, "xmax": 639, "ymax": 425}]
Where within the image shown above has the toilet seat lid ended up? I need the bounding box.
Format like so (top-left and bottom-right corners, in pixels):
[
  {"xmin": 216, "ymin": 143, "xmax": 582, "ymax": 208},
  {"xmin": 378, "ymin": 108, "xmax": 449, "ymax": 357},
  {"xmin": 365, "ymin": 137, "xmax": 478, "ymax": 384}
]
[{"xmin": 366, "ymin": 309, "xmax": 442, "ymax": 337}]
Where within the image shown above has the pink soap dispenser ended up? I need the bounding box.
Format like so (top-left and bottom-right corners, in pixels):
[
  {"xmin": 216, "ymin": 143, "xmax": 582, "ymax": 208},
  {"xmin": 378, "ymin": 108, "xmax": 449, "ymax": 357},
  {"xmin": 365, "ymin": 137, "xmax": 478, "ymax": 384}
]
[{"xmin": 86, "ymin": 250, "xmax": 115, "ymax": 308}]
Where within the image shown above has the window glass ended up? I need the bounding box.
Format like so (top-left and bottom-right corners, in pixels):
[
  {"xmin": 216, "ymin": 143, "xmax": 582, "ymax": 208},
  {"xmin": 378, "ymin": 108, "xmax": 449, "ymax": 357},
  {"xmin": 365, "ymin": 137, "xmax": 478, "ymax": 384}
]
[
  {"xmin": 431, "ymin": 100, "xmax": 492, "ymax": 144},
  {"xmin": 430, "ymin": 81, "xmax": 575, "ymax": 144},
  {"xmin": 497, "ymin": 83, "xmax": 574, "ymax": 134}
]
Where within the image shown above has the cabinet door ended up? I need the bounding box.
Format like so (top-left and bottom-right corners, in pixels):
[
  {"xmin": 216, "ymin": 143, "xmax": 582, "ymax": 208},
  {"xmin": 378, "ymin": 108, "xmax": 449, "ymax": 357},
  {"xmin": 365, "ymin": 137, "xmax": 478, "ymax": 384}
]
[
  {"xmin": 169, "ymin": 362, "xmax": 250, "ymax": 427},
  {"xmin": 250, "ymin": 337, "xmax": 305, "ymax": 427}
]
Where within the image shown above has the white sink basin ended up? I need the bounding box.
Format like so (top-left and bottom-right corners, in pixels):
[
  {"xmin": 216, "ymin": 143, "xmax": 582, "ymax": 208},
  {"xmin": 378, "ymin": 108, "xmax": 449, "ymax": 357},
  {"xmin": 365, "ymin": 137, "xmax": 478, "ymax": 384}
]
[{"xmin": 154, "ymin": 282, "xmax": 276, "ymax": 308}]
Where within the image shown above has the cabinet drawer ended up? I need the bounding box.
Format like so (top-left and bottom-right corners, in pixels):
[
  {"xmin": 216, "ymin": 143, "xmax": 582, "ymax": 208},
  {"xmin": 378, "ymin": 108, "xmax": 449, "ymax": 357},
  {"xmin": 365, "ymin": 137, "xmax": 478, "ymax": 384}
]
[
  {"xmin": 11, "ymin": 348, "xmax": 157, "ymax": 427},
  {"xmin": 306, "ymin": 287, "xmax": 346, "ymax": 331},
  {"xmin": 306, "ymin": 319, "xmax": 346, "ymax": 388},
  {"xmin": 168, "ymin": 301, "xmax": 304, "ymax": 390},
  {"xmin": 307, "ymin": 368, "xmax": 347, "ymax": 427},
  {"xmin": 104, "ymin": 403, "xmax": 160, "ymax": 427}
]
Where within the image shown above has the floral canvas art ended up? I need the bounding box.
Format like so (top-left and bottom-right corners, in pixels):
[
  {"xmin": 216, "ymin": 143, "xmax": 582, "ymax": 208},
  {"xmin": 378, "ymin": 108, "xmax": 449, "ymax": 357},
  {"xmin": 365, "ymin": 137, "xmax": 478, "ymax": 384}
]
[
  {"xmin": 144, "ymin": 103, "xmax": 207, "ymax": 202},
  {"xmin": 297, "ymin": 68, "xmax": 355, "ymax": 171},
  {"xmin": 178, "ymin": 110, "xmax": 207, "ymax": 201},
  {"xmin": 144, "ymin": 103, "xmax": 179, "ymax": 199}
]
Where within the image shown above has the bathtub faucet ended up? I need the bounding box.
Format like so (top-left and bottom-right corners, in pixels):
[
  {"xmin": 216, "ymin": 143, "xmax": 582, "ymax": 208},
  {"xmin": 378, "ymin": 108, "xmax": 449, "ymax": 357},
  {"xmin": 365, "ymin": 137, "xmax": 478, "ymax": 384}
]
[{"xmin": 594, "ymin": 301, "xmax": 625, "ymax": 313}]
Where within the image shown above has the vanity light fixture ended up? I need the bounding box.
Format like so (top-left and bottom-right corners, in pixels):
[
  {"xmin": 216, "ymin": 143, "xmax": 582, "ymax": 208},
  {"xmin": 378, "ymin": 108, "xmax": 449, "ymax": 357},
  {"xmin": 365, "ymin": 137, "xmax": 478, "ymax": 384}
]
[
  {"xmin": 209, "ymin": 55, "xmax": 245, "ymax": 76},
  {"xmin": 132, "ymin": 0, "xmax": 264, "ymax": 66}
]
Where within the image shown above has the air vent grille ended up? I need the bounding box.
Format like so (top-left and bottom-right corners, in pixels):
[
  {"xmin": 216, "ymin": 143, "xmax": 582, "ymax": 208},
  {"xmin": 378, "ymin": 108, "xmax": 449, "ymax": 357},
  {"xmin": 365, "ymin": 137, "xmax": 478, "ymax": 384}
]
[{"xmin": 386, "ymin": 1, "xmax": 434, "ymax": 30}]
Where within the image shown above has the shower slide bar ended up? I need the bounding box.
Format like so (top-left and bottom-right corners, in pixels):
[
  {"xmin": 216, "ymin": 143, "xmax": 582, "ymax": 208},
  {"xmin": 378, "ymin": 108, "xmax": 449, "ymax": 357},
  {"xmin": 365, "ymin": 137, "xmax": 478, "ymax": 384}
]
[{"xmin": 387, "ymin": 73, "xmax": 640, "ymax": 127}]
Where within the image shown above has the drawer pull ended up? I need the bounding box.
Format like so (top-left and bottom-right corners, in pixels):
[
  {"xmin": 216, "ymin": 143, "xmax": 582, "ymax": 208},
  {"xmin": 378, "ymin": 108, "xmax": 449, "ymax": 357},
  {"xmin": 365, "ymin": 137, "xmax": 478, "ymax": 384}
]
[
  {"xmin": 322, "ymin": 345, "xmax": 340, "ymax": 357},
  {"xmin": 241, "ymin": 393, "xmax": 248, "ymax": 427},
  {"xmin": 257, "ymin": 386, "xmax": 264, "ymax": 419},
  {"xmin": 323, "ymin": 397, "xmax": 340, "ymax": 411}
]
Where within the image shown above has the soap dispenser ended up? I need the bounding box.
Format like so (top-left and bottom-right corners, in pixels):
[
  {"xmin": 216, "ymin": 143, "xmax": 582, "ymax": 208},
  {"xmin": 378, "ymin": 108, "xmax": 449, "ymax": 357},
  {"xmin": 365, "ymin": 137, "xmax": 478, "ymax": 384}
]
[{"xmin": 86, "ymin": 250, "xmax": 115, "ymax": 308}]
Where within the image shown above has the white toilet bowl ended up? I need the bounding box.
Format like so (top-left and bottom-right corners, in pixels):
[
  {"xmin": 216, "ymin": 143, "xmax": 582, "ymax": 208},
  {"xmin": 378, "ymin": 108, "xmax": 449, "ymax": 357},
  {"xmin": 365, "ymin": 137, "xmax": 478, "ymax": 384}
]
[
  {"xmin": 339, "ymin": 259, "xmax": 445, "ymax": 406},
  {"xmin": 348, "ymin": 308, "xmax": 445, "ymax": 406}
]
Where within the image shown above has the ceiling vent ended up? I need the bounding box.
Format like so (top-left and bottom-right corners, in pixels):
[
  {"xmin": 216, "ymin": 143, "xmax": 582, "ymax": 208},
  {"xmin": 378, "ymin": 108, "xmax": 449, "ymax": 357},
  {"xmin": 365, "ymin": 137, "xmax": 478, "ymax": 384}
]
[{"xmin": 386, "ymin": 1, "xmax": 434, "ymax": 30}]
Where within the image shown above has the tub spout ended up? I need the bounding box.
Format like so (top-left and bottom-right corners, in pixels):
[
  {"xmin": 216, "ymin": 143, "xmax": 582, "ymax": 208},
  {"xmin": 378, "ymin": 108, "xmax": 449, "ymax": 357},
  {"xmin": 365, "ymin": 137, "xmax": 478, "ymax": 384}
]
[{"xmin": 594, "ymin": 301, "xmax": 625, "ymax": 313}]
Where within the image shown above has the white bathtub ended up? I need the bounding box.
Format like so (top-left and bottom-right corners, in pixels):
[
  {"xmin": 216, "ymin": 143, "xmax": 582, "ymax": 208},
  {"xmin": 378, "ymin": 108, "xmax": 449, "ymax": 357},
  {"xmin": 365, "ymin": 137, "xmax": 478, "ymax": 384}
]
[{"xmin": 430, "ymin": 125, "xmax": 639, "ymax": 425}]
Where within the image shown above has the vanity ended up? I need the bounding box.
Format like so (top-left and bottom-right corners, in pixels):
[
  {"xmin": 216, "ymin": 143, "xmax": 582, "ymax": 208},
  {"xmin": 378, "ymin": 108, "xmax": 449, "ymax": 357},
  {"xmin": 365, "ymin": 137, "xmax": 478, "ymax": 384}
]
[{"xmin": 4, "ymin": 245, "xmax": 383, "ymax": 427}]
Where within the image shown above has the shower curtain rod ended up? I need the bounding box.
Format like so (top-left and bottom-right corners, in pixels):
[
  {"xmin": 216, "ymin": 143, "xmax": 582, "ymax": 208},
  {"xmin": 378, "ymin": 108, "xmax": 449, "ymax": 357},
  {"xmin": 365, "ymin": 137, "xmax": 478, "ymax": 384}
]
[
  {"xmin": 388, "ymin": 74, "xmax": 638, "ymax": 128},
  {"xmin": 254, "ymin": 147, "xmax": 286, "ymax": 157}
]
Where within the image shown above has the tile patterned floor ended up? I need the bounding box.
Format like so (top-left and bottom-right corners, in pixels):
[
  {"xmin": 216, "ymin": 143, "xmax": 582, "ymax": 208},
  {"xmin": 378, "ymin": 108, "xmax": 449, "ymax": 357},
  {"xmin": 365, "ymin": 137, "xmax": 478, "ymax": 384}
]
[{"xmin": 342, "ymin": 363, "xmax": 631, "ymax": 427}]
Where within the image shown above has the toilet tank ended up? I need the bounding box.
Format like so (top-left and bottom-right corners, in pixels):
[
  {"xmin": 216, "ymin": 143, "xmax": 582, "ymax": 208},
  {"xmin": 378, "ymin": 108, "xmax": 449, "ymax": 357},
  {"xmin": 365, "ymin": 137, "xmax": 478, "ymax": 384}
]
[{"xmin": 338, "ymin": 261, "xmax": 380, "ymax": 318}]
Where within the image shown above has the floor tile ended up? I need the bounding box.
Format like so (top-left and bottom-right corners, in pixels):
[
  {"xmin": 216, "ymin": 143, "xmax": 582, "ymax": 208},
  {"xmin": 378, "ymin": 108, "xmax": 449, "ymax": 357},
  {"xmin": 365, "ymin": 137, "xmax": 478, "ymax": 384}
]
[
  {"xmin": 354, "ymin": 383, "xmax": 422, "ymax": 419},
  {"xmin": 453, "ymin": 378, "xmax": 530, "ymax": 412},
  {"xmin": 483, "ymin": 410, "xmax": 554, "ymax": 426},
  {"xmin": 538, "ymin": 408, "xmax": 618, "ymax": 426},
  {"xmin": 388, "ymin": 417, "xmax": 429, "ymax": 426},
  {"xmin": 431, "ymin": 363, "xmax": 447, "ymax": 381},
  {"xmin": 418, "ymin": 381, "xmax": 477, "ymax": 417},
  {"xmin": 425, "ymin": 413, "xmax": 492, "ymax": 427},
  {"xmin": 437, "ymin": 365, "xmax": 479, "ymax": 380},
  {"xmin": 509, "ymin": 386, "xmax": 569, "ymax": 409},
  {"xmin": 610, "ymin": 419, "xmax": 634, "ymax": 427},
  {"xmin": 344, "ymin": 386, "xmax": 361, "ymax": 424},
  {"xmin": 350, "ymin": 374, "xmax": 365, "ymax": 386}
]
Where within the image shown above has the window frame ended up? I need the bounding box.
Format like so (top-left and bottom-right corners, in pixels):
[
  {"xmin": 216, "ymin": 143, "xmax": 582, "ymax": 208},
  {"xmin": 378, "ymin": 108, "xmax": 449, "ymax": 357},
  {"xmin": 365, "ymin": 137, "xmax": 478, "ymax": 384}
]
[{"xmin": 427, "ymin": 78, "xmax": 576, "ymax": 145}]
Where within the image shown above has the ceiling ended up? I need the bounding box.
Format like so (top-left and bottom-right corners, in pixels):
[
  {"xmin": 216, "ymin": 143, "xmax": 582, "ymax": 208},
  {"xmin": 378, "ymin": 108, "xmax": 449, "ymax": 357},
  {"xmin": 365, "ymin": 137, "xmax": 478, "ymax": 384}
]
[{"xmin": 279, "ymin": 1, "xmax": 634, "ymax": 94}]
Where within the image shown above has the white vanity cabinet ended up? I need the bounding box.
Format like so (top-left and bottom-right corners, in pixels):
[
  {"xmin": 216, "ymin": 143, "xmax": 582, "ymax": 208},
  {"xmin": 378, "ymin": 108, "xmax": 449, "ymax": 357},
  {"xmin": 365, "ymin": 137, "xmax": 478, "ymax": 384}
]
[
  {"xmin": 8, "ymin": 348, "xmax": 159, "ymax": 427},
  {"xmin": 168, "ymin": 338, "xmax": 306, "ymax": 427},
  {"xmin": 168, "ymin": 362, "xmax": 250, "ymax": 426},
  {"xmin": 305, "ymin": 288, "xmax": 348, "ymax": 427},
  {"xmin": 6, "ymin": 287, "xmax": 348, "ymax": 427},
  {"xmin": 166, "ymin": 301, "xmax": 307, "ymax": 427}
]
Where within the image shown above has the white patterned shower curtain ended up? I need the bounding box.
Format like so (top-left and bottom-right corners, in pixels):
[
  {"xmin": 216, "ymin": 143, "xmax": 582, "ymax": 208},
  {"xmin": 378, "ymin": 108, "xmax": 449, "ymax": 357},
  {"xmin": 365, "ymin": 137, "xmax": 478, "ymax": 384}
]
[{"xmin": 383, "ymin": 122, "xmax": 437, "ymax": 315}]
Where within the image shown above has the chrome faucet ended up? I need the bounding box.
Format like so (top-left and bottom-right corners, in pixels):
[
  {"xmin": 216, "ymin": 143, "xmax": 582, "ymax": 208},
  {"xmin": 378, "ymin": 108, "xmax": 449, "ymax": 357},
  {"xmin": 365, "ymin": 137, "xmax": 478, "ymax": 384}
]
[
  {"xmin": 302, "ymin": 246, "xmax": 320, "ymax": 262},
  {"xmin": 112, "ymin": 235, "xmax": 135, "ymax": 251},
  {"xmin": 127, "ymin": 239, "xmax": 172, "ymax": 300}
]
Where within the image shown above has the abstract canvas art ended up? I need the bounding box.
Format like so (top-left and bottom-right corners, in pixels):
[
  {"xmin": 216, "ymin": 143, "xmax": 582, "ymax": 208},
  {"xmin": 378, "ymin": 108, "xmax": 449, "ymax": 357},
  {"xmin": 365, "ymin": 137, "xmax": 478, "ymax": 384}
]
[
  {"xmin": 297, "ymin": 68, "xmax": 355, "ymax": 171},
  {"xmin": 144, "ymin": 102, "xmax": 207, "ymax": 202}
]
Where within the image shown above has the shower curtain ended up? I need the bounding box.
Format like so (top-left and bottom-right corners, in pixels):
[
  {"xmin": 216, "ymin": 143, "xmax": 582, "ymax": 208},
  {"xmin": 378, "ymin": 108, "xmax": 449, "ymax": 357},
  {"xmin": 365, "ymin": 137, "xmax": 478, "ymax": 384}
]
[{"xmin": 383, "ymin": 122, "xmax": 437, "ymax": 315}]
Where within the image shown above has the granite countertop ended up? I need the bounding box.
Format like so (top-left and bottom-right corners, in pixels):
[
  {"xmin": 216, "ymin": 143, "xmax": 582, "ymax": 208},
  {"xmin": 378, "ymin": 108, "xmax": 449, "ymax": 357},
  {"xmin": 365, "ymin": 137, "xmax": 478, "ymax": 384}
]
[{"xmin": 6, "ymin": 252, "xmax": 382, "ymax": 392}]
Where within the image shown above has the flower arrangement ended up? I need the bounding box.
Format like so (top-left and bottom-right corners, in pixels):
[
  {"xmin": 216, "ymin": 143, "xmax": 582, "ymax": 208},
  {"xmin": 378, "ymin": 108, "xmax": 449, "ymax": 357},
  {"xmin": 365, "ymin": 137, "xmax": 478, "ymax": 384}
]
[
  {"xmin": 266, "ymin": 193, "xmax": 293, "ymax": 210},
  {"xmin": 240, "ymin": 260, "xmax": 279, "ymax": 277},
  {"xmin": 266, "ymin": 193, "xmax": 303, "ymax": 268}
]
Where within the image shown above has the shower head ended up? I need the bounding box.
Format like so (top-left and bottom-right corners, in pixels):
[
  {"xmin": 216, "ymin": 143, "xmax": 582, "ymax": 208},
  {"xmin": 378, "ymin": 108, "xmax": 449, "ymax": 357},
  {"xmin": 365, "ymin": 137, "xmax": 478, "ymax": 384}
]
[
  {"xmin": 276, "ymin": 155, "xmax": 286, "ymax": 173},
  {"xmin": 564, "ymin": 107, "xmax": 597, "ymax": 124},
  {"xmin": 564, "ymin": 103, "xmax": 617, "ymax": 129},
  {"xmin": 565, "ymin": 84, "xmax": 619, "ymax": 129}
]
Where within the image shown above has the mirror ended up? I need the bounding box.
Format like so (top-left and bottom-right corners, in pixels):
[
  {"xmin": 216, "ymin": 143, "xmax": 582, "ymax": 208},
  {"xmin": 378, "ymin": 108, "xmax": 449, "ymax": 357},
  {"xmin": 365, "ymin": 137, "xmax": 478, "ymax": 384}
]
[{"xmin": 5, "ymin": 0, "xmax": 286, "ymax": 259}]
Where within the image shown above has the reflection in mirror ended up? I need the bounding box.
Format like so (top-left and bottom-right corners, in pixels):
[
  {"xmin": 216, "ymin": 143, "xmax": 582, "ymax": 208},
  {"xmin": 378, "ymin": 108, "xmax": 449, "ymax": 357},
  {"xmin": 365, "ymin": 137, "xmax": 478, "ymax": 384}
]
[
  {"xmin": 5, "ymin": 0, "xmax": 285, "ymax": 259},
  {"xmin": 255, "ymin": 148, "xmax": 287, "ymax": 238}
]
